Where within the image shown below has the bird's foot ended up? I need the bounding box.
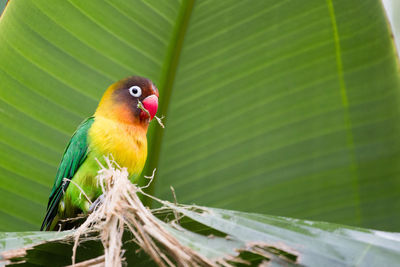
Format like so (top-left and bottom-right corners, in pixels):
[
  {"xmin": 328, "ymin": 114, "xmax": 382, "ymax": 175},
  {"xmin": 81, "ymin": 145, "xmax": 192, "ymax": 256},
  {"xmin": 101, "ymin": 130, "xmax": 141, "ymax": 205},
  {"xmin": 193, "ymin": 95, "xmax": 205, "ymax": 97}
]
[{"xmin": 88, "ymin": 194, "xmax": 105, "ymax": 213}]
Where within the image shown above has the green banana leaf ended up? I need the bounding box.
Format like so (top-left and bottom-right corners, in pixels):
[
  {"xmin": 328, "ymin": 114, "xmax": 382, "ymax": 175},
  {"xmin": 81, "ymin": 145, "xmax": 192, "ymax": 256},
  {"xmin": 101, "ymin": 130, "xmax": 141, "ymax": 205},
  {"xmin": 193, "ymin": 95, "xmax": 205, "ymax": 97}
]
[
  {"xmin": 2, "ymin": 206, "xmax": 400, "ymax": 266},
  {"xmin": 0, "ymin": 0, "xmax": 400, "ymax": 234},
  {"xmin": 0, "ymin": 231, "xmax": 71, "ymax": 253},
  {"xmin": 0, "ymin": 1, "xmax": 7, "ymax": 17}
]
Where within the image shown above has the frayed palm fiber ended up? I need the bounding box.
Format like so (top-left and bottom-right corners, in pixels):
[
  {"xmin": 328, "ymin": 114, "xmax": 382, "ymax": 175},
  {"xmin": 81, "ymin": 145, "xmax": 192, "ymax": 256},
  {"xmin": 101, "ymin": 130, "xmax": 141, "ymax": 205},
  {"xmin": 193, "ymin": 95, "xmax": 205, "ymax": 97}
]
[{"xmin": 71, "ymin": 157, "xmax": 216, "ymax": 267}]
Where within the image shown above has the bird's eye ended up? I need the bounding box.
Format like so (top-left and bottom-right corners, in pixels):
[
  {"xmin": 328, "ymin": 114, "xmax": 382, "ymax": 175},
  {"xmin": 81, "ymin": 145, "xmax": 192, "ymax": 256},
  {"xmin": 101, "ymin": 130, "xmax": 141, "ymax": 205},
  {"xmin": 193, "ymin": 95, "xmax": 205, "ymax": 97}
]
[{"xmin": 129, "ymin": 86, "xmax": 142, "ymax": 97}]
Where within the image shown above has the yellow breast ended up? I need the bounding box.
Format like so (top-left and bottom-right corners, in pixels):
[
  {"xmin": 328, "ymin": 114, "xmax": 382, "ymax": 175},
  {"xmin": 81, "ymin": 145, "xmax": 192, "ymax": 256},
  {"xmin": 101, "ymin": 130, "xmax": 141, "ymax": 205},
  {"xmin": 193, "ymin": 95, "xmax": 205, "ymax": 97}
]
[{"xmin": 88, "ymin": 116, "xmax": 148, "ymax": 178}]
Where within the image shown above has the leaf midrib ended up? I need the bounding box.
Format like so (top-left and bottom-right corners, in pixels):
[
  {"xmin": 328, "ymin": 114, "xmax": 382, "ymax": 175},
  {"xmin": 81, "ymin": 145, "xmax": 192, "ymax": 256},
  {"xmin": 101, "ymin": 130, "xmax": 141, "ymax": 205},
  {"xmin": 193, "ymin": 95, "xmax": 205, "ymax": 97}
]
[{"xmin": 143, "ymin": 0, "xmax": 195, "ymax": 201}]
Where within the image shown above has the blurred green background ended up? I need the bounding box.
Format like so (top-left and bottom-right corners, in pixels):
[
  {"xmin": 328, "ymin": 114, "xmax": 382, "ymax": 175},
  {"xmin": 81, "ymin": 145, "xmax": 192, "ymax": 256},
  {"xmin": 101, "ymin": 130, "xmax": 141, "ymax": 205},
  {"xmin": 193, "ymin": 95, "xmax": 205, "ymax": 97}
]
[{"xmin": 0, "ymin": 0, "xmax": 399, "ymax": 232}]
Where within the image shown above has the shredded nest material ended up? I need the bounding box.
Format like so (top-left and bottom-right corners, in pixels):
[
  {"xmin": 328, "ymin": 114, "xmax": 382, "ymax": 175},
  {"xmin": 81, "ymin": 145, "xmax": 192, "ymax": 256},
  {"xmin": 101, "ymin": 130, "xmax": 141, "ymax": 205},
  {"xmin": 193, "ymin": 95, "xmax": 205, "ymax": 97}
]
[{"xmin": 71, "ymin": 157, "xmax": 216, "ymax": 267}]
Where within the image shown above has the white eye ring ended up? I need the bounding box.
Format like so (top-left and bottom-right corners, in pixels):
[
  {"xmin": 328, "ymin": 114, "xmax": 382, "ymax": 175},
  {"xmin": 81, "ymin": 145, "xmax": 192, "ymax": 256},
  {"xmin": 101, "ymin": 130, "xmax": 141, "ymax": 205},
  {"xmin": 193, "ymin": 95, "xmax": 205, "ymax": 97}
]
[{"xmin": 129, "ymin": 86, "xmax": 142, "ymax": 97}]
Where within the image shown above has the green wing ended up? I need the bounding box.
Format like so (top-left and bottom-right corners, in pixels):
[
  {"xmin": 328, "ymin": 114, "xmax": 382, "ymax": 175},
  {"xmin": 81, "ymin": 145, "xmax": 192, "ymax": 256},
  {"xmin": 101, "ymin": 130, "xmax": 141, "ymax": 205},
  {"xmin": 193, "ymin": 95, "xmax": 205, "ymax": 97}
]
[{"xmin": 40, "ymin": 117, "xmax": 95, "ymax": 231}]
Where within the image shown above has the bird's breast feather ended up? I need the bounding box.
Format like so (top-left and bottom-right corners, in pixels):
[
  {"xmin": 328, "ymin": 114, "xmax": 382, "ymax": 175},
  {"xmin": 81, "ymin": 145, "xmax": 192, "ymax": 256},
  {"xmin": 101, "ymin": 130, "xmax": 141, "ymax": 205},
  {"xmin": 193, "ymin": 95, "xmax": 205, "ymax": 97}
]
[{"xmin": 88, "ymin": 116, "xmax": 148, "ymax": 178}]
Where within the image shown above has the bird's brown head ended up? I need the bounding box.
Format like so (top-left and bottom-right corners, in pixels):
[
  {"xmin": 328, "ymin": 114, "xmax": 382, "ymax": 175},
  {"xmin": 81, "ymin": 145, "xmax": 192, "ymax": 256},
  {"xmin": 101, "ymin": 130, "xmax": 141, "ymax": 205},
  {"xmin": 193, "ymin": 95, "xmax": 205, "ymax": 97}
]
[{"xmin": 95, "ymin": 76, "xmax": 159, "ymax": 127}]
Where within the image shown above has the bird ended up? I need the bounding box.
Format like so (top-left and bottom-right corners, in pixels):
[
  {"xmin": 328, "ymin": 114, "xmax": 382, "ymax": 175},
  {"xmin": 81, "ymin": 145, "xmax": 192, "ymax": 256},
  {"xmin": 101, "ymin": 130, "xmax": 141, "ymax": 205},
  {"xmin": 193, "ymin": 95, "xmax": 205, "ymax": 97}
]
[{"xmin": 41, "ymin": 76, "xmax": 159, "ymax": 231}]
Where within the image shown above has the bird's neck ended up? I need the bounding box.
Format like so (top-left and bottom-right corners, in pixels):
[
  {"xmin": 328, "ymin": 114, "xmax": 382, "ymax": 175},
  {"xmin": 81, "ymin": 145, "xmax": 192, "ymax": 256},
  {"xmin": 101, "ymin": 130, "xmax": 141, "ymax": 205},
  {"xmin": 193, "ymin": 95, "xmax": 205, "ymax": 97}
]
[{"xmin": 94, "ymin": 102, "xmax": 149, "ymax": 131}]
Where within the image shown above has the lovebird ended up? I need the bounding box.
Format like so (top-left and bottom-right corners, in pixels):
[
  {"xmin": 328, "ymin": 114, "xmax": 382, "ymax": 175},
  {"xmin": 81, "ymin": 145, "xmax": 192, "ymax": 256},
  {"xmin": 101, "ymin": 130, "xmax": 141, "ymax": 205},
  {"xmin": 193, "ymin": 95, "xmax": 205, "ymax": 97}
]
[{"xmin": 41, "ymin": 76, "xmax": 159, "ymax": 231}]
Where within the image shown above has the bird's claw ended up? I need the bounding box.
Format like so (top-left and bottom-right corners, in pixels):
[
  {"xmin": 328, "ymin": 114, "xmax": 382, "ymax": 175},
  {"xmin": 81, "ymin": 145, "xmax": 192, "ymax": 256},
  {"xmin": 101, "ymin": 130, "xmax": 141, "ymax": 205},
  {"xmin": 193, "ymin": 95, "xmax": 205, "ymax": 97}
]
[{"xmin": 89, "ymin": 194, "xmax": 105, "ymax": 213}]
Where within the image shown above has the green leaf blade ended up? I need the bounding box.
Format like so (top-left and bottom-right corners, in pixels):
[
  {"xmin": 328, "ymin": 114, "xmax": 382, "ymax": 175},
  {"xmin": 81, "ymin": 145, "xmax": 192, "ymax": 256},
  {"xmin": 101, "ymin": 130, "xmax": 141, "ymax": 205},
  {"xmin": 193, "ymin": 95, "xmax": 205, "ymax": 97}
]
[{"xmin": 154, "ymin": 0, "xmax": 400, "ymax": 231}]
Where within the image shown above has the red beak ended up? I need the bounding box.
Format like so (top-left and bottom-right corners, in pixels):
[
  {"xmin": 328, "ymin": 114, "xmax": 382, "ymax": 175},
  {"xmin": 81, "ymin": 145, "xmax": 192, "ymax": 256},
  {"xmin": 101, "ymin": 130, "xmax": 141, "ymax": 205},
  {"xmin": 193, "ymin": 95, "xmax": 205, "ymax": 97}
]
[{"xmin": 141, "ymin": 95, "xmax": 158, "ymax": 120}]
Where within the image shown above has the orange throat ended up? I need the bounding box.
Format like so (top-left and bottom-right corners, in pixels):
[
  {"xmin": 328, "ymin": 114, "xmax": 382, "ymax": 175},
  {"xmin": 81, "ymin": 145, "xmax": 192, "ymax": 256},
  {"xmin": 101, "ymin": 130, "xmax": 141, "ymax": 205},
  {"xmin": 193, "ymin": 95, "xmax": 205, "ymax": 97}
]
[{"xmin": 95, "ymin": 101, "xmax": 149, "ymax": 130}]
